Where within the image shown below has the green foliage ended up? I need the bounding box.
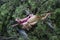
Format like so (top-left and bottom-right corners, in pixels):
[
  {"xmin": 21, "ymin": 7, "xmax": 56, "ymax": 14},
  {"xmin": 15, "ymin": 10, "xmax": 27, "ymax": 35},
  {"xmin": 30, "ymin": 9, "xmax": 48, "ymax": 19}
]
[{"xmin": 0, "ymin": 0, "xmax": 60, "ymax": 40}]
